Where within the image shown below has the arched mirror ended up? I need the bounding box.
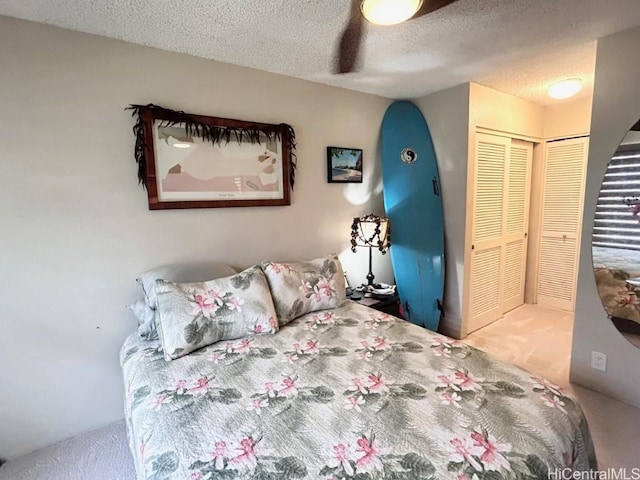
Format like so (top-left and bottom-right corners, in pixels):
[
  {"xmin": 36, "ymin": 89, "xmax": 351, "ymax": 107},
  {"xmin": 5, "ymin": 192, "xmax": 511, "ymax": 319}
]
[{"xmin": 592, "ymin": 118, "xmax": 640, "ymax": 348}]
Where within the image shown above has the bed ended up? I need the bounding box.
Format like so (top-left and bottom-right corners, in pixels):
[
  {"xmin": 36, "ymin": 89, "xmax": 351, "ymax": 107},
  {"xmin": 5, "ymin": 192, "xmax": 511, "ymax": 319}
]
[
  {"xmin": 592, "ymin": 246, "xmax": 640, "ymax": 331},
  {"xmin": 121, "ymin": 299, "xmax": 596, "ymax": 479}
]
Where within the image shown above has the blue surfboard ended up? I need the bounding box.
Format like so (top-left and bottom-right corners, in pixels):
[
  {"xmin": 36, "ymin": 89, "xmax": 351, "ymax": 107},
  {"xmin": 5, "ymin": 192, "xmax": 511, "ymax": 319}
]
[{"xmin": 381, "ymin": 101, "xmax": 445, "ymax": 331}]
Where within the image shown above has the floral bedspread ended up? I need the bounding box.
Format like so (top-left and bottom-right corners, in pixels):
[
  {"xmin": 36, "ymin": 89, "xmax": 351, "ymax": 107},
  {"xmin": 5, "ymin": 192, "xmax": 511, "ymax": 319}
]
[{"xmin": 120, "ymin": 301, "xmax": 596, "ymax": 480}]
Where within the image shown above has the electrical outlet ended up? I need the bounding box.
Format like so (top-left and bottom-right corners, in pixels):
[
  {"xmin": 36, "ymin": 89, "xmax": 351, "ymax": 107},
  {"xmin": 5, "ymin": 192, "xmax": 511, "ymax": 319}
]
[{"xmin": 591, "ymin": 351, "xmax": 607, "ymax": 372}]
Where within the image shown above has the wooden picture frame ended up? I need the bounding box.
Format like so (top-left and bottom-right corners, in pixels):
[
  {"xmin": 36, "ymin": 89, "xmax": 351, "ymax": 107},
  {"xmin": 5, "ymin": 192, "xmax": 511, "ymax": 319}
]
[
  {"xmin": 327, "ymin": 146, "xmax": 363, "ymax": 183},
  {"xmin": 130, "ymin": 104, "xmax": 296, "ymax": 210}
]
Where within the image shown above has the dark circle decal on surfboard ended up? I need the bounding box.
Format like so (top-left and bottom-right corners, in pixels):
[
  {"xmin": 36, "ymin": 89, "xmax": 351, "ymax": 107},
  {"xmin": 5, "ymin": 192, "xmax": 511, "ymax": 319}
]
[{"xmin": 400, "ymin": 147, "xmax": 418, "ymax": 164}]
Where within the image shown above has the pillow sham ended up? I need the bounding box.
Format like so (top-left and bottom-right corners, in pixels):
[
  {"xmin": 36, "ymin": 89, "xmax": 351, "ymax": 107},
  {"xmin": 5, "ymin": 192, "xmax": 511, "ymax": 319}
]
[
  {"xmin": 154, "ymin": 265, "xmax": 278, "ymax": 361},
  {"xmin": 137, "ymin": 261, "xmax": 237, "ymax": 310},
  {"xmin": 261, "ymin": 254, "xmax": 346, "ymax": 326},
  {"xmin": 126, "ymin": 299, "xmax": 159, "ymax": 341}
]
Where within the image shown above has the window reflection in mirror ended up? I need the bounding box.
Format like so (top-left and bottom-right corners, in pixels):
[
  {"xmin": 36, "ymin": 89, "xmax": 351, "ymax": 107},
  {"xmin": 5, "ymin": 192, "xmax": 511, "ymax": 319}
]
[{"xmin": 592, "ymin": 119, "xmax": 640, "ymax": 348}]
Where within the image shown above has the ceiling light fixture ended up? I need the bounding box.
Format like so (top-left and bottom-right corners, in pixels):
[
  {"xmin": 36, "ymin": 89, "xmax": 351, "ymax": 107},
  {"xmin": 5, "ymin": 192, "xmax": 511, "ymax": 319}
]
[
  {"xmin": 548, "ymin": 79, "xmax": 582, "ymax": 100},
  {"xmin": 361, "ymin": 0, "xmax": 423, "ymax": 26},
  {"xmin": 172, "ymin": 142, "xmax": 192, "ymax": 149}
]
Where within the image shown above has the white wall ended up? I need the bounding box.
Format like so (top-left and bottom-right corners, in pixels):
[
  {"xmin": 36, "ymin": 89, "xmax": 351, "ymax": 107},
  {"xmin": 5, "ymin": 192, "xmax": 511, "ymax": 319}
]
[
  {"xmin": 572, "ymin": 26, "xmax": 640, "ymax": 407},
  {"xmin": 414, "ymin": 84, "xmax": 470, "ymax": 338},
  {"xmin": 0, "ymin": 16, "xmax": 393, "ymax": 458}
]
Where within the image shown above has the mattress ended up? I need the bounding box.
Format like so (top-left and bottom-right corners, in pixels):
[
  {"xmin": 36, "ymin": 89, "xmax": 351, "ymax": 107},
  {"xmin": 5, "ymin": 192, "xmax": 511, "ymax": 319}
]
[{"xmin": 121, "ymin": 301, "xmax": 596, "ymax": 479}]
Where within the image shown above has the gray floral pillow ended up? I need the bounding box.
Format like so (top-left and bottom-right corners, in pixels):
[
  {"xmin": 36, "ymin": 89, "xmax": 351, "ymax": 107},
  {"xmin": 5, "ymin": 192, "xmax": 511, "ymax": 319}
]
[
  {"xmin": 137, "ymin": 261, "xmax": 237, "ymax": 310},
  {"xmin": 154, "ymin": 266, "xmax": 279, "ymax": 361},
  {"xmin": 261, "ymin": 254, "xmax": 346, "ymax": 326}
]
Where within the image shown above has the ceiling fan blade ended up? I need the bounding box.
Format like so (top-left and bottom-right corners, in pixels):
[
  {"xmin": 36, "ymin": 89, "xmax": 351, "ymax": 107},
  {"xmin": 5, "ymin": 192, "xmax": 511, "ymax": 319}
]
[
  {"xmin": 335, "ymin": 0, "xmax": 365, "ymax": 74},
  {"xmin": 413, "ymin": 0, "xmax": 459, "ymax": 18}
]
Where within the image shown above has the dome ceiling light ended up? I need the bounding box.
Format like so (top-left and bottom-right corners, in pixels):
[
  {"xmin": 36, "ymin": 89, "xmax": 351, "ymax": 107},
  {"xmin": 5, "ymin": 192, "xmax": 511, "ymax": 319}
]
[
  {"xmin": 360, "ymin": 0, "xmax": 424, "ymax": 26},
  {"xmin": 548, "ymin": 79, "xmax": 583, "ymax": 100}
]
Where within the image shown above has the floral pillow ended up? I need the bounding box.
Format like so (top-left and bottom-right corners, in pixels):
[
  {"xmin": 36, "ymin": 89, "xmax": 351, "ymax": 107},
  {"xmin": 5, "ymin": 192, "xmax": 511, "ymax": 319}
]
[
  {"xmin": 261, "ymin": 254, "xmax": 346, "ymax": 326},
  {"xmin": 154, "ymin": 266, "xmax": 278, "ymax": 361},
  {"xmin": 137, "ymin": 261, "xmax": 237, "ymax": 310}
]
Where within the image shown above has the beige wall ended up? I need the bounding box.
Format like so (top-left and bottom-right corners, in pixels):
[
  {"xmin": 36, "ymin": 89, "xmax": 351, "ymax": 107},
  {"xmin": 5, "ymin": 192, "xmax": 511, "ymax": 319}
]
[
  {"xmin": 543, "ymin": 96, "xmax": 592, "ymax": 140},
  {"xmin": 0, "ymin": 16, "xmax": 393, "ymax": 458},
  {"xmin": 572, "ymin": 26, "xmax": 640, "ymax": 408},
  {"xmin": 469, "ymin": 83, "xmax": 545, "ymax": 139},
  {"xmin": 414, "ymin": 84, "xmax": 470, "ymax": 338}
]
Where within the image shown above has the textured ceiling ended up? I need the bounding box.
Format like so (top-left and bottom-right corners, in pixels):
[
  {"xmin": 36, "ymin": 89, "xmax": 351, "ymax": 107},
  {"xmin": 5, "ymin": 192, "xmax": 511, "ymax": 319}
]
[{"xmin": 1, "ymin": 0, "xmax": 640, "ymax": 105}]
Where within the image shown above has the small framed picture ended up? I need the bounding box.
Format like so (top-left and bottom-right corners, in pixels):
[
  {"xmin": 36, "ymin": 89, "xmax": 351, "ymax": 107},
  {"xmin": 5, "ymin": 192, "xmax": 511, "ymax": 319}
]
[{"xmin": 327, "ymin": 146, "xmax": 363, "ymax": 183}]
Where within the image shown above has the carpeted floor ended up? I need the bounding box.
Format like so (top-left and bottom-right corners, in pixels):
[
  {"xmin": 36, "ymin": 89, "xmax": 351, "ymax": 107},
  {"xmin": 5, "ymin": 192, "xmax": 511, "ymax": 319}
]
[
  {"xmin": 465, "ymin": 304, "xmax": 640, "ymax": 470},
  {"xmin": 2, "ymin": 304, "xmax": 639, "ymax": 478},
  {"xmin": 464, "ymin": 303, "xmax": 573, "ymax": 388},
  {"xmin": 0, "ymin": 421, "xmax": 135, "ymax": 480}
]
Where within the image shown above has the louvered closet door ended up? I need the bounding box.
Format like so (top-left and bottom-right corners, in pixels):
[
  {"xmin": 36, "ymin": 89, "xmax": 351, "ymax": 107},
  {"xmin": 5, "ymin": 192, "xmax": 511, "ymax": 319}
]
[
  {"xmin": 468, "ymin": 133, "xmax": 509, "ymax": 332},
  {"xmin": 502, "ymin": 140, "xmax": 533, "ymax": 313},
  {"xmin": 537, "ymin": 137, "xmax": 589, "ymax": 311}
]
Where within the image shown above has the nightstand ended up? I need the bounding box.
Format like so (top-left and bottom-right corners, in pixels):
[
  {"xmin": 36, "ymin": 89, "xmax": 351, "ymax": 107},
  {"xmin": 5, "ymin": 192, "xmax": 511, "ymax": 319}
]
[{"xmin": 350, "ymin": 293, "xmax": 402, "ymax": 318}]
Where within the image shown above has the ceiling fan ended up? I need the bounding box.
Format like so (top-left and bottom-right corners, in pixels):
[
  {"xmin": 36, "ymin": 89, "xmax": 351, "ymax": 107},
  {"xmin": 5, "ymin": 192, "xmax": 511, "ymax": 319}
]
[{"xmin": 336, "ymin": 0, "xmax": 459, "ymax": 74}]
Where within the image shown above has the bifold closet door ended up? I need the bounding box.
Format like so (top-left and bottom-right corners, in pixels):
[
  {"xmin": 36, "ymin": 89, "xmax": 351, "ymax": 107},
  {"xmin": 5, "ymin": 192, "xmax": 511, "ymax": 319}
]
[
  {"xmin": 466, "ymin": 134, "xmax": 532, "ymax": 334},
  {"xmin": 537, "ymin": 137, "xmax": 589, "ymax": 311},
  {"xmin": 467, "ymin": 134, "xmax": 506, "ymax": 333},
  {"xmin": 502, "ymin": 140, "xmax": 533, "ymax": 313}
]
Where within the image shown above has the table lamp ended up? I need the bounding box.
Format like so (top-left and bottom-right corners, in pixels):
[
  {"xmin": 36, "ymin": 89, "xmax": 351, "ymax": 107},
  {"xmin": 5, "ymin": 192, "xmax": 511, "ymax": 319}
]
[{"xmin": 350, "ymin": 214, "xmax": 391, "ymax": 286}]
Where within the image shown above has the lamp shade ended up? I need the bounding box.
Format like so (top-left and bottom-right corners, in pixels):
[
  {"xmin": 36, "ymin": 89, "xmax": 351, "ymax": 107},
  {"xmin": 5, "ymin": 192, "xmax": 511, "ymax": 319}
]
[{"xmin": 351, "ymin": 214, "xmax": 391, "ymax": 252}]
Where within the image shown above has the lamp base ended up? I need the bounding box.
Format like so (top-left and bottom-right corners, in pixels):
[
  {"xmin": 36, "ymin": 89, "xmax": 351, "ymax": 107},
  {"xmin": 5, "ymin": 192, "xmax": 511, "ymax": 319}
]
[{"xmin": 366, "ymin": 245, "xmax": 375, "ymax": 286}]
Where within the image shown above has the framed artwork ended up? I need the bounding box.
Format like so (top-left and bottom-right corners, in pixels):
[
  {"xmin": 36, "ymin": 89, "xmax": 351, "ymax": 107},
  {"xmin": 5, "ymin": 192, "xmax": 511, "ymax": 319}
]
[
  {"xmin": 128, "ymin": 104, "xmax": 296, "ymax": 209},
  {"xmin": 327, "ymin": 146, "xmax": 363, "ymax": 183}
]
